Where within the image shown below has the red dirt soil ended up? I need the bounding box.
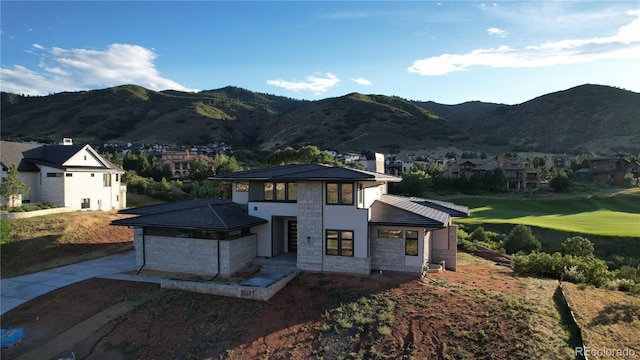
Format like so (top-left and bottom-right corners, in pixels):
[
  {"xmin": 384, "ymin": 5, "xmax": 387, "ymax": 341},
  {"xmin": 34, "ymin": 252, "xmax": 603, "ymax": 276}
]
[{"xmin": 2, "ymin": 258, "xmax": 543, "ymax": 360}]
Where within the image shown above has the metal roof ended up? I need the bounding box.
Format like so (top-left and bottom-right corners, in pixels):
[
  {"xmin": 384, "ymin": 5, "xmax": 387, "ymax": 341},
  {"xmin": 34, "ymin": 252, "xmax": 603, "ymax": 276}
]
[
  {"xmin": 112, "ymin": 199, "xmax": 268, "ymax": 231},
  {"xmin": 211, "ymin": 163, "xmax": 401, "ymax": 182},
  {"xmin": 369, "ymin": 194, "xmax": 469, "ymax": 228}
]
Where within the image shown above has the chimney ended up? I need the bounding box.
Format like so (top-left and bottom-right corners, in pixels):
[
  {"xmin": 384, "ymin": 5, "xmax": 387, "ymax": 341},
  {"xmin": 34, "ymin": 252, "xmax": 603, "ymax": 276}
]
[{"xmin": 61, "ymin": 138, "xmax": 73, "ymax": 146}]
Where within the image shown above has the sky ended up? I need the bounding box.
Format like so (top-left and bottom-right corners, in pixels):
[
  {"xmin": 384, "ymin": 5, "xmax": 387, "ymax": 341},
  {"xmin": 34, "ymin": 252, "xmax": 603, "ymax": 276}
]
[{"xmin": 1, "ymin": 1, "xmax": 639, "ymax": 105}]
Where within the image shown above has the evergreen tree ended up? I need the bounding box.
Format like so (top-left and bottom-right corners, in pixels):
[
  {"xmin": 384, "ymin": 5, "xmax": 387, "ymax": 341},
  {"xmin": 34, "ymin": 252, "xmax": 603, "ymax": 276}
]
[{"xmin": 1, "ymin": 165, "xmax": 30, "ymax": 207}]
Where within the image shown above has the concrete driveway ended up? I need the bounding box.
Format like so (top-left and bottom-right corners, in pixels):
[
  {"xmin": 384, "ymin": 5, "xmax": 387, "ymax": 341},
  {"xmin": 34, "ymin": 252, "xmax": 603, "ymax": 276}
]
[{"xmin": 1, "ymin": 251, "xmax": 159, "ymax": 316}]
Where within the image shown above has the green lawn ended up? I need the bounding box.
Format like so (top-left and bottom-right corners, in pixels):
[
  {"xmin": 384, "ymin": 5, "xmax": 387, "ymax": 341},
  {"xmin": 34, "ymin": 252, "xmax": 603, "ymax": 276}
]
[{"xmin": 452, "ymin": 192, "xmax": 640, "ymax": 237}]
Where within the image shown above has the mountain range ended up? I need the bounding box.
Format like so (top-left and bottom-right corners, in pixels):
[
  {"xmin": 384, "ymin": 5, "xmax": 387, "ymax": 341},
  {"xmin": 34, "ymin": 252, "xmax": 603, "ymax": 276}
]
[{"xmin": 2, "ymin": 84, "xmax": 638, "ymax": 155}]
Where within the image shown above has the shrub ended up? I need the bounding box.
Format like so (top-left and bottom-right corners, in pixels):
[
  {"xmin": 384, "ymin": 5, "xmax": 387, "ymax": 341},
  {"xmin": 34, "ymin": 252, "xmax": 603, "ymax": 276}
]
[
  {"xmin": 513, "ymin": 252, "xmax": 615, "ymax": 288},
  {"xmin": 561, "ymin": 236, "xmax": 595, "ymax": 258},
  {"xmin": 504, "ymin": 225, "xmax": 541, "ymax": 254},
  {"xmin": 458, "ymin": 239, "xmax": 477, "ymax": 253},
  {"xmin": 470, "ymin": 226, "xmax": 489, "ymax": 242}
]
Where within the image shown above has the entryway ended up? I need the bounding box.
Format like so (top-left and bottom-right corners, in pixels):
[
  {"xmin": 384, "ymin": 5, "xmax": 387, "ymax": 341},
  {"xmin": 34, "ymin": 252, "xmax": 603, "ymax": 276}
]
[{"xmin": 287, "ymin": 220, "xmax": 297, "ymax": 253}]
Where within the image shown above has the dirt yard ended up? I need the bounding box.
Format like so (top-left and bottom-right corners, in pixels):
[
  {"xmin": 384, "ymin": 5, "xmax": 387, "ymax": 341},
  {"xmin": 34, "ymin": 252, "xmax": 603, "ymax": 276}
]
[
  {"xmin": 1, "ymin": 254, "xmax": 577, "ymax": 359},
  {"xmin": 1, "ymin": 211, "xmax": 133, "ymax": 278}
]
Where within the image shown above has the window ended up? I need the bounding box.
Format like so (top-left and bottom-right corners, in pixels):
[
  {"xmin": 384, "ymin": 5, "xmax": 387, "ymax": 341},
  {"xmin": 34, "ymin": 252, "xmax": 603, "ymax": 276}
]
[
  {"xmin": 405, "ymin": 230, "xmax": 419, "ymax": 256},
  {"xmin": 81, "ymin": 198, "xmax": 90, "ymax": 209},
  {"xmin": 103, "ymin": 174, "xmax": 112, "ymax": 187},
  {"xmin": 378, "ymin": 229, "xmax": 402, "ymax": 238},
  {"xmin": 115, "ymin": 174, "xmax": 119, "ymax": 182},
  {"xmin": 47, "ymin": 173, "xmax": 63, "ymax": 178},
  {"xmin": 264, "ymin": 182, "xmax": 274, "ymax": 200},
  {"xmin": 264, "ymin": 182, "xmax": 297, "ymax": 201},
  {"xmin": 91, "ymin": 173, "xmax": 95, "ymax": 177},
  {"xmin": 326, "ymin": 182, "xmax": 354, "ymax": 205},
  {"xmin": 275, "ymin": 182, "xmax": 286, "ymax": 200},
  {"xmin": 287, "ymin": 182, "xmax": 297, "ymax": 201},
  {"xmin": 235, "ymin": 182, "xmax": 249, "ymax": 192},
  {"xmin": 378, "ymin": 229, "xmax": 419, "ymax": 256},
  {"xmin": 65, "ymin": 173, "xmax": 73, "ymax": 177},
  {"xmin": 326, "ymin": 230, "xmax": 354, "ymax": 257}
]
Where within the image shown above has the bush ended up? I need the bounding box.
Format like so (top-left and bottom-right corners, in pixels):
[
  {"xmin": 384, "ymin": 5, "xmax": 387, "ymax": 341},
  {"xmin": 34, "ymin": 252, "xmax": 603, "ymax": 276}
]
[
  {"xmin": 470, "ymin": 226, "xmax": 489, "ymax": 242},
  {"xmin": 561, "ymin": 236, "xmax": 595, "ymax": 258},
  {"xmin": 512, "ymin": 251, "xmax": 615, "ymax": 287},
  {"xmin": 504, "ymin": 225, "xmax": 541, "ymax": 254},
  {"xmin": 458, "ymin": 239, "xmax": 477, "ymax": 253}
]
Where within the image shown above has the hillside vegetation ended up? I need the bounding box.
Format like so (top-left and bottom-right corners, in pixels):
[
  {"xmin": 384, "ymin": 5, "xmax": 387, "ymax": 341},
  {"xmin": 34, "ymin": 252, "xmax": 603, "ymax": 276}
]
[{"xmin": 2, "ymin": 84, "xmax": 638, "ymax": 153}]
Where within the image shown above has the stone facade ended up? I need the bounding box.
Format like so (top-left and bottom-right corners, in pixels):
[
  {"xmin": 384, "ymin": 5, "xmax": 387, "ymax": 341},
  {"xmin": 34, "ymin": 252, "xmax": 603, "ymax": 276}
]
[
  {"xmin": 219, "ymin": 235, "xmax": 257, "ymax": 276},
  {"xmin": 323, "ymin": 256, "xmax": 371, "ymax": 275},
  {"xmin": 134, "ymin": 231, "xmax": 257, "ymax": 277},
  {"xmin": 296, "ymin": 182, "xmax": 324, "ymax": 271},
  {"xmin": 141, "ymin": 235, "xmax": 220, "ymax": 275}
]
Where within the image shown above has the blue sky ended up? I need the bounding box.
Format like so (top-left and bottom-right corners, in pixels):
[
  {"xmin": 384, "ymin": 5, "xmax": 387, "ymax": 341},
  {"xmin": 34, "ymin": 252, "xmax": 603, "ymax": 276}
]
[{"xmin": 1, "ymin": 1, "xmax": 639, "ymax": 104}]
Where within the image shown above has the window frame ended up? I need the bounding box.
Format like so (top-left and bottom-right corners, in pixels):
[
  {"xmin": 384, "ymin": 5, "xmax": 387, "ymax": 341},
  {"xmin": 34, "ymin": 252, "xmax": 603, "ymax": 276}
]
[
  {"xmin": 325, "ymin": 229, "xmax": 354, "ymax": 257},
  {"xmin": 405, "ymin": 230, "xmax": 419, "ymax": 256},
  {"xmin": 80, "ymin": 198, "xmax": 90, "ymax": 209},
  {"xmin": 263, "ymin": 181, "xmax": 297, "ymax": 202},
  {"xmin": 325, "ymin": 182, "xmax": 354, "ymax": 205},
  {"xmin": 103, "ymin": 173, "xmax": 112, "ymax": 187}
]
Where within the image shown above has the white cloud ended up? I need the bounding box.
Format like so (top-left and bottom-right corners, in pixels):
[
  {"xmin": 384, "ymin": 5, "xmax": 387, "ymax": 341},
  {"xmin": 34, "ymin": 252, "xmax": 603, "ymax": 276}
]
[
  {"xmin": 267, "ymin": 73, "xmax": 341, "ymax": 95},
  {"xmin": 487, "ymin": 27, "xmax": 508, "ymax": 38},
  {"xmin": 408, "ymin": 11, "xmax": 640, "ymax": 76},
  {"xmin": 0, "ymin": 43, "xmax": 198, "ymax": 95},
  {"xmin": 351, "ymin": 77, "xmax": 372, "ymax": 86}
]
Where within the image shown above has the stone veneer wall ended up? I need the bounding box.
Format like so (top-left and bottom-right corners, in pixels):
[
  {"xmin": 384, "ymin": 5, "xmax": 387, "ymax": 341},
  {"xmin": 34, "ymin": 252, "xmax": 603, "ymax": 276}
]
[
  {"xmin": 296, "ymin": 182, "xmax": 324, "ymax": 272},
  {"xmin": 322, "ymin": 256, "xmax": 371, "ymax": 275},
  {"xmin": 370, "ymin": 238, "xmax": 422, "ymax": 274},
  {"xmin": 141, "ymin": 235, "xmax": 219, "ymax": 275},
  {"xmin": 219, "ymin": 235, "xmax": 257, "ymax": 276}
]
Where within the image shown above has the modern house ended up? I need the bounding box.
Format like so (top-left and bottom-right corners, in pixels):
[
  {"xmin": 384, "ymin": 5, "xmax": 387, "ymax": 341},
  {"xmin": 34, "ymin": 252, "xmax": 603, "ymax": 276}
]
[
  {"xmin": 113, "ymin": 163, "xmax": 468, "ymax": 278},
  {"xmin": 0, "ymin": 139, "xmax": 126, "ymax": 210}
]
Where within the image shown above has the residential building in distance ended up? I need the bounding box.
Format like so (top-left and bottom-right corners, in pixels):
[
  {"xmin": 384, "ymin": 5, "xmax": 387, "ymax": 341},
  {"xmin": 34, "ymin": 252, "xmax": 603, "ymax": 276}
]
[
  {"xmin": 442, "ymin": 156, "xmax": 541, "ymax": 190},
  {"xmin": 1, "ymin": 139, "xmax": 126, "ymax": 210},
  {"xmin": 575, "ymin": 155, "xmax": 639, "ymax": 186},
  {"xmin": 158, "ymin": 149, "xmax": 215, "ymax": 179}
]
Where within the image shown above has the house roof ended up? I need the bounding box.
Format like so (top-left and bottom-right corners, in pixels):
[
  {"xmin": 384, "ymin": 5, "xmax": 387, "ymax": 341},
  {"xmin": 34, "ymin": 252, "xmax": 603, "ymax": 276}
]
[
  {"xmin": 0, "ymin": 141, "xmax": 42, "ymax": 172},
  {"xmin": 211, "ymin": 163, "xmax": 401, "ymax": 182},
  {"xmin": 112, "ymin": 199, "xmax": 268, "ymax": 231},
  {"xmin": 369, "ymin": 194, "xmax": 469, "ymax": 228},
  {"xmin": 1, "ymin": 141, "xmax": 126, "ymax": 173}
]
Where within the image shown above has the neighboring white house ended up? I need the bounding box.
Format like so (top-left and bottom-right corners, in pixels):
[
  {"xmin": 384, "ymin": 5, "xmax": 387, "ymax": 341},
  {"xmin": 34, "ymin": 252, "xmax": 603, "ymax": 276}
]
[
  {"xmin": 0, "ymin": 140, "xmax": 126, "ymax": 210},
  {"xmin": 113, "ymin": 163, "xmax": 468, "ymax": 278}
]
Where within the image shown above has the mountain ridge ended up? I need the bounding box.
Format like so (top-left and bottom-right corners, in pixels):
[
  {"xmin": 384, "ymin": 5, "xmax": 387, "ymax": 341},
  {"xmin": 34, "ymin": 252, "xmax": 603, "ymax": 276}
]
[{"xmin": 2, "ymin": 84, "xmax": 638, "ymax": 154}]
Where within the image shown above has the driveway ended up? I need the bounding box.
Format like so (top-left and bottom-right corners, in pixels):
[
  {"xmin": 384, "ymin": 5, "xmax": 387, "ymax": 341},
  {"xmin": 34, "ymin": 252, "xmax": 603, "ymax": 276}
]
[{"xmin": 1, "ymin": 251, "xmax": 159, "ymax": 316}]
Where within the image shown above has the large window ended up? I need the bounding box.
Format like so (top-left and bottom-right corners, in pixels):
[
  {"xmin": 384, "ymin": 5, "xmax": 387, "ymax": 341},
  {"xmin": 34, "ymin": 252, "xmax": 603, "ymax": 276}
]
[
  {"xmin": 326, "ymin": 230, "xmax": 354, "ymax": 257},
  {"xmin": 326, "ymin": 182, "xmax": 354, "ymax": 205},
  {"xmin": 146, "ymin": 227, "xmax": 250, "ymax": 240},
  {"xmin": 264, "ymin": 182, "xmax": 296, "ymax": 201},
  {"xmin": 405, "ymin": 230, "xmax": 419, "ymax": 256},
  {"xmin": 103, "ymin": 174, "xmax": 112, "ymax": 187}
]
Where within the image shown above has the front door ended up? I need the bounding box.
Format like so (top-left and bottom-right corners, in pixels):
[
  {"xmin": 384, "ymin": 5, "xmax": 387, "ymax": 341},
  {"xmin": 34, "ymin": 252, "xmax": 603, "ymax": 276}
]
[{"xmin": 287, "ymin": 220, "xmax": 298, "ymax": 253}]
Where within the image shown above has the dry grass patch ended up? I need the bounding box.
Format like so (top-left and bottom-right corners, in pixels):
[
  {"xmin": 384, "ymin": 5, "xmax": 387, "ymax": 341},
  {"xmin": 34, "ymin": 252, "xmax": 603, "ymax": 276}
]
[{"xmin": 564, "ymin": 282, "xmax": 640, "ymax": 357}]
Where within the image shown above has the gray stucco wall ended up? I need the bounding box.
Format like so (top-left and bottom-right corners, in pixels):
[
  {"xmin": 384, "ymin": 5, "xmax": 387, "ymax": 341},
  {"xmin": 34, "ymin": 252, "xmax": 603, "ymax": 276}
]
[{"xmin": 430, "ymin": 225, "xmax": 457, "ymax": 270}]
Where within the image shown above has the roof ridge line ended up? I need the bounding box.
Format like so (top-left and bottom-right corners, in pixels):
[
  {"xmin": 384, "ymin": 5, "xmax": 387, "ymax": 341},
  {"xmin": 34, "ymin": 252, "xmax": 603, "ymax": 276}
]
[{"xmin": 208, "ymin": 203, "xmax": 228, "ymax": 228}]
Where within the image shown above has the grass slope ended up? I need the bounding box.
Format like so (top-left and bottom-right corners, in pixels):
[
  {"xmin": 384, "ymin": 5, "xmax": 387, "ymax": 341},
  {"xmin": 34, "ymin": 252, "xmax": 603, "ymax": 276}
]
[{"xmin": 453, "ymin": 190, "xmax": 640, "ymax": 237}]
